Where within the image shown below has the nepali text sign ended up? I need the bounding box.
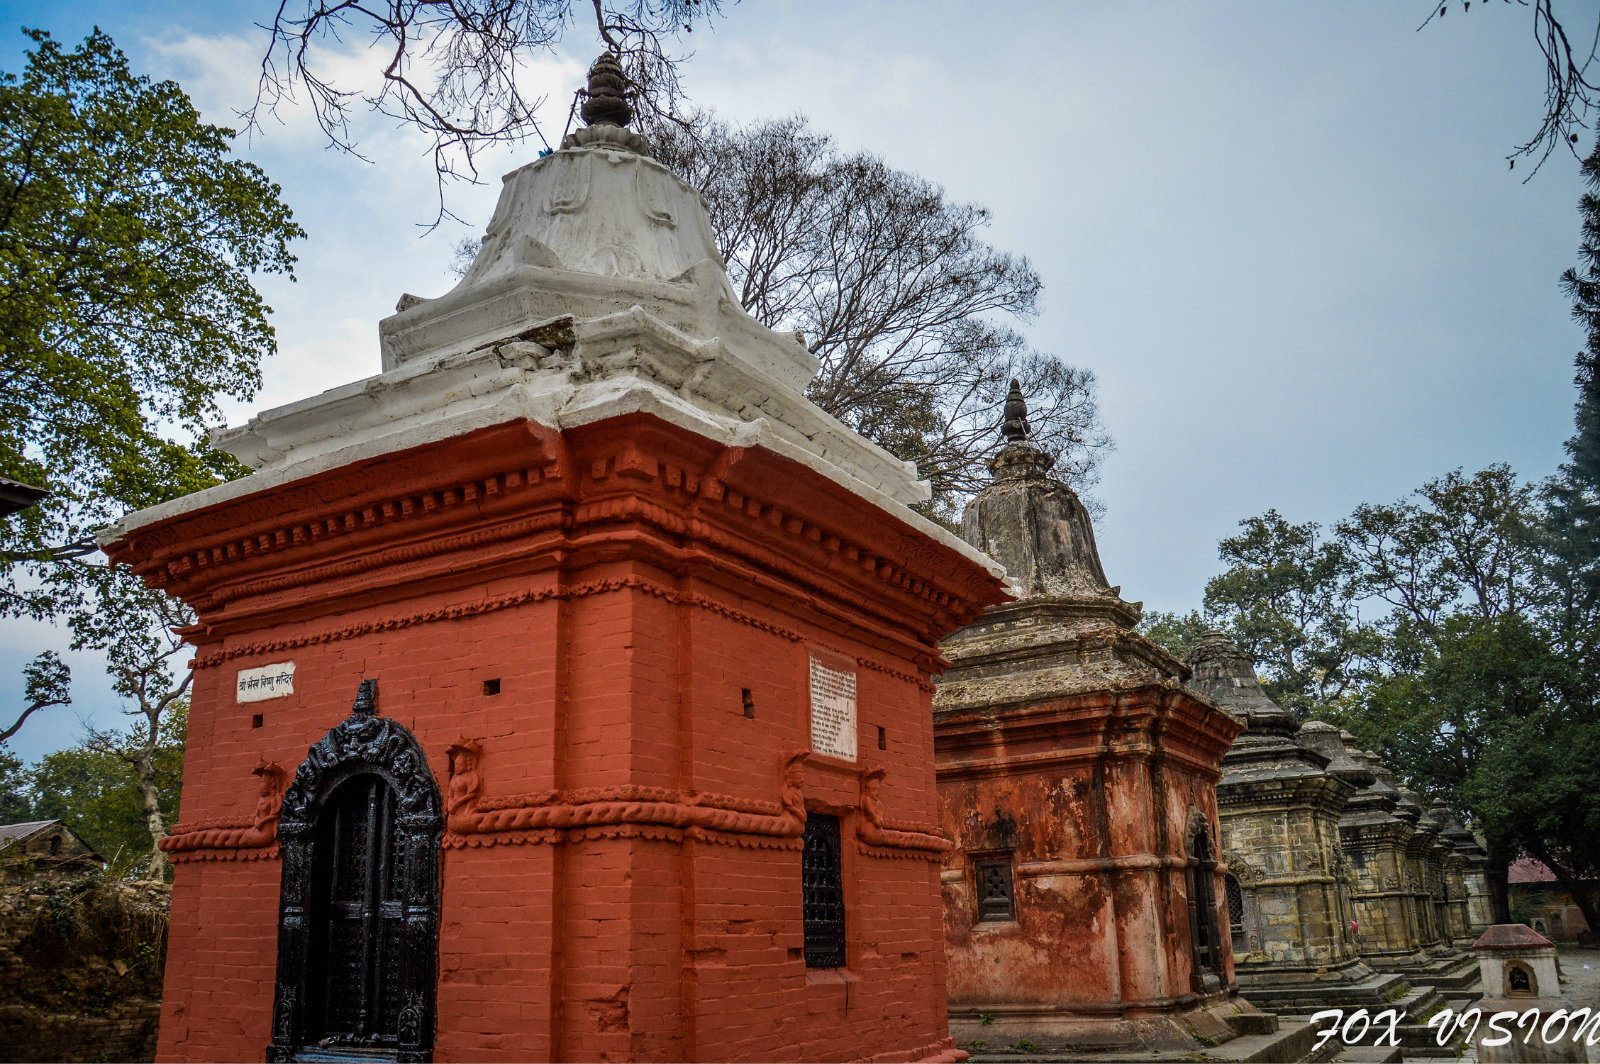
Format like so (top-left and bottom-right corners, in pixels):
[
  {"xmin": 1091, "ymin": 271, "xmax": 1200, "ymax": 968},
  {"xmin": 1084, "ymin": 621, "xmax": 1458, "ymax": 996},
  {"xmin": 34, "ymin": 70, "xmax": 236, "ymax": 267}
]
[
  {"xmin": 808, "ymin": 653, "xmax": 857, "ymax": 762},
  {"xmin": 237, "ymin": 662, "xmax": 296, "ymax": 703}
]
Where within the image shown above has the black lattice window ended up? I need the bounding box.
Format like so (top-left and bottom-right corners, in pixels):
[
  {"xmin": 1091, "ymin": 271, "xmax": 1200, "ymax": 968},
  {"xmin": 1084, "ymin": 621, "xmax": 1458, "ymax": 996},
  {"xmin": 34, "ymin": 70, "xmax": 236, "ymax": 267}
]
[
  {"xmin": 975, "ymin": 857, "xmax": 1016, "ymax": 922},
  {"xmin": 1225, "ymin": 874, "xmax": 1245, "ymax": 934},
  {"xmin": 802, "ymin": 814, "xmax": 845, "ymax": 968}
]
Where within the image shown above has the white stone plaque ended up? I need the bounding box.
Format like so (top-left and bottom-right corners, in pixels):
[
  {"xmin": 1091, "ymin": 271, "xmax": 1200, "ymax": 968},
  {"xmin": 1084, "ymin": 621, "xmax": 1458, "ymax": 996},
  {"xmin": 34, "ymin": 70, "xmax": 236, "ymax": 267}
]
[
  {"xmin": 236, "ymin": 662, "xmax": 296, "ymax": 703},
  {"xmin": 808, "ymin": 653, "xmax": 858, "ymax": 762}
]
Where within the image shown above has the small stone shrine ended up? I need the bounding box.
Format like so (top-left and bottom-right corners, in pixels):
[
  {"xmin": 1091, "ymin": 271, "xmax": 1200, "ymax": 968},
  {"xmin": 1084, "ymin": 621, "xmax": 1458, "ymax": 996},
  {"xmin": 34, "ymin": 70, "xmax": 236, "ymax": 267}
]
[
  {"xmin": 1471, "ymin": 925, "xmax": 1588, "ymax": 1064},
  {"xmin": 102, "ymin": 55, "xmax": 1009, "ymax": 1063},
  {"xmin": 933, "ymin": 385, "xmax": 1255, "ymax": 1052},
  {"xmin": 1187, "ymin": 634, "xmax": 1377, "ymax": 1013}
]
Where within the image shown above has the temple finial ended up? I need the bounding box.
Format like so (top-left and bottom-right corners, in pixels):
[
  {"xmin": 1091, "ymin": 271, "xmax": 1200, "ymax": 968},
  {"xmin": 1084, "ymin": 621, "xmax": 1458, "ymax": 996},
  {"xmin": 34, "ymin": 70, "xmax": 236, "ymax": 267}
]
[
  {"xmin": 580, "ymin": 53, "xmax": 633, "ymax": 128},
  {"xmin": 353, "ymin": 678, "xmax": 378, "ymax": 717},
  {"xmin": 1001, "ymin": 379, "xmax": 1030, "ymax": 442}
]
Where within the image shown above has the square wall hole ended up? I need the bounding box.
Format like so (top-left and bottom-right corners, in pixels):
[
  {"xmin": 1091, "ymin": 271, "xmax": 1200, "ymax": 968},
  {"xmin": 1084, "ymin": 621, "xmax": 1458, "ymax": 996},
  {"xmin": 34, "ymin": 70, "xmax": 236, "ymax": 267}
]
[
  {"xmin": 251, "ymin": 714, "xmax": 264, "ymax": 729},
  {"xmin": 482, "ymin": 679, "xmax": 501, "ymax": 696}
]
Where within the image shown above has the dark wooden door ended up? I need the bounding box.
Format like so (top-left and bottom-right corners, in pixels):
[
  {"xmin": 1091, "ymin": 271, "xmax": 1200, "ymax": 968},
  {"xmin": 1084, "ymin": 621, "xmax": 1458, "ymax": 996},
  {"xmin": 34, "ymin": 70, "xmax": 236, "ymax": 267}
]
[{"xmin": 306, "ymin": 773, "xmax": 405, "ymax": 1047}]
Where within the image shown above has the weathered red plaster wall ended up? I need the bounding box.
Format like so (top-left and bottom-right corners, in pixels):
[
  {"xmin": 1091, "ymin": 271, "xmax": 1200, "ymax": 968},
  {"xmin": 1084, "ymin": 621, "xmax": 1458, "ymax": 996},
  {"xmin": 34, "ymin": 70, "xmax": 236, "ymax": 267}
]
[
  {"xmin": 124, "ymin": 412, "xmax": 1001, "ymax": 1063},
  {"xmin": 936, "ymin": 690, "xmax": 1240, "ymax": 1022}
]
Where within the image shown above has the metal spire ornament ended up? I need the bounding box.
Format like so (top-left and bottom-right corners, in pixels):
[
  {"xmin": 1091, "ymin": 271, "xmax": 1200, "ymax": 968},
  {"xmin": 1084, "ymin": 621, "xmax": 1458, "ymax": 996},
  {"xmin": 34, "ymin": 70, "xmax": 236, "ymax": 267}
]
[{"xmin": 580, "ymin": 53, "xmax": 633, "ymax": 128}]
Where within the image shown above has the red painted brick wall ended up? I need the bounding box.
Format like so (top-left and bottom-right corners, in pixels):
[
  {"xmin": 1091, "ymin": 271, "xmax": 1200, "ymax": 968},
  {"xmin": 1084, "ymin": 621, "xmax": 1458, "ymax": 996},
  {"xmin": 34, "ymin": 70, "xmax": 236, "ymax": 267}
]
[
  {"xmin": 116, "ymin": 413, "xmax": 1004, "ymax": 1063},
  {"xmin": 936, "ymin": 688, "xmax": 1242, "ymax": 1023}
]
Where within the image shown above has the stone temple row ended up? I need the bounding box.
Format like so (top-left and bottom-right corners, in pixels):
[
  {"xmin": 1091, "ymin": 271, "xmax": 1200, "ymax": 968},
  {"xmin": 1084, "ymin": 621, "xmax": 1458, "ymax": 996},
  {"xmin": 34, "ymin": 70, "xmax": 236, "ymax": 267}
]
[
  {"xmin": 101, "ymin": 55, "xmax": 1489, "ymax": 1062},
  {"xmin": 925, "ymin": 382, "xmax": 1490, "ymax": 1053}
]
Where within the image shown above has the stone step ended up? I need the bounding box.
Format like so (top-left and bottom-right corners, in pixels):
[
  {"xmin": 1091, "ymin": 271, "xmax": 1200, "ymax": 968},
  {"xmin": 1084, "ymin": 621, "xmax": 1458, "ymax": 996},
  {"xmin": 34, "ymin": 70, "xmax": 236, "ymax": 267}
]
[
  {"xmin": 1391, "ymin": 984, "xmax": 1445, "ymax": 1024},
  {"xmin": 960, "ymin": 1017, "xmax": 1335, "ymax": 1063},
  {"xmin": 1370, "ymin": 950, "xmax": 1483, "ymax": 994},
  {"xmin": 1240, "ymin": 973, "xmax": 1417, "ymax": 1016},
  {"xmin": 1330, "ymin": 1047, "xmax": 1403, "ymax": 1063},
  {"xmin": 1196, "ymin": 1018, "xmax": 1341, "ymax": 1063}
]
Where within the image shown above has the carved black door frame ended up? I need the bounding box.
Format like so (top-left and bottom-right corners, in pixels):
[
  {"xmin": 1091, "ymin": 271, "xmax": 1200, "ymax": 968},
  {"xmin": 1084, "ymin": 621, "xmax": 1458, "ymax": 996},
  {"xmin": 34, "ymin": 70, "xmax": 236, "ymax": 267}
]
[
  {"xmin": 268, "ymin": 680, "xmax": 442, "ymax": 1063},
  {"xmin": 1185, "ymin": 813, "xmax": 1224, "ymax": 994}
]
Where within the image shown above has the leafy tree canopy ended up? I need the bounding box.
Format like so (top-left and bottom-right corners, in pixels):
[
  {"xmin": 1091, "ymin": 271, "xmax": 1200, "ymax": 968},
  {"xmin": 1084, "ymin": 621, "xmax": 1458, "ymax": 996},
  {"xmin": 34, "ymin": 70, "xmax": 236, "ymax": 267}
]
[
  {"xmin": 0, "ymin": 28, "xmax": 302, "ymax": 621},
  {"xmin": 6, "ymin": 703, "xmax": 186, "ymax": 873}
]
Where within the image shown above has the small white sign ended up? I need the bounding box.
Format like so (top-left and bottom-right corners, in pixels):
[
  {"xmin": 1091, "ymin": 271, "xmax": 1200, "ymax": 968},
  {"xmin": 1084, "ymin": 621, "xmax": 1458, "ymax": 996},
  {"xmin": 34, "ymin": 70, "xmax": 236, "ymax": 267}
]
[
  {"xmin": 809, "ymin": 654, "xmax": 858, "ymax": 762},
  {"xmin": 236, "ymin": 662, "xmax": 295, "ymax": 703}
]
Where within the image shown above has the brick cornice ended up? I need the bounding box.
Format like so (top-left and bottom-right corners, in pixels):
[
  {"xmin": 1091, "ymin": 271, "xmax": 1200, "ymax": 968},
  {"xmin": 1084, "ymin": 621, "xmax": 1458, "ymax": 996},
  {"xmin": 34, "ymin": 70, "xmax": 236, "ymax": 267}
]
[{"xmin": 104, "ymin": 415, "xmax": 1006, "ymax": 661}]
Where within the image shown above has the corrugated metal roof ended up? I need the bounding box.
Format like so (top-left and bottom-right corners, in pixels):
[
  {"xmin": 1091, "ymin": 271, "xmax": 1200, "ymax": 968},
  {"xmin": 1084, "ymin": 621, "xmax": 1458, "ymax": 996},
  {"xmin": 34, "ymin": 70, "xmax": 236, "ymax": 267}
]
[
  {"xmin": 0, "ymin": 820, "xmax": 59, "ymax": 846},
  {"xmin": 1509, "ymin": 856, "xmax": 1559, "ymax": 884}
]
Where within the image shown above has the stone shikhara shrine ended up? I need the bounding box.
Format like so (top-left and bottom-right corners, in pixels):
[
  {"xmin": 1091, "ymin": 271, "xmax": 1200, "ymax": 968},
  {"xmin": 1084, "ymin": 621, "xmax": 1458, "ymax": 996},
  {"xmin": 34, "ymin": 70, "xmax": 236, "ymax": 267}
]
[
  {"xmin": 932, "ymin": 390, "xmax": 1257, "ymax": 1052},
  {"xmin": 1195, "ymin": 634, "xmax": 1487, "ymax": 1027},
  {"xmin": 103, "ymin": 54, "xmax": 1009, "ymax": 1063},
  {"xmin": 99, "ymin": 56, "xmax": 1504, "ymax": 1064}
]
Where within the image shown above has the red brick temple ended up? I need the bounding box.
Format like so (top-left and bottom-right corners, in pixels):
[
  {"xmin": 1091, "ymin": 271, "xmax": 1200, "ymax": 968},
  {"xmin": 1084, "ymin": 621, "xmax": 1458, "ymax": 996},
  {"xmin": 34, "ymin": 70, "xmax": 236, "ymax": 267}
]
[
  {"xmin": 103, "ymin": 57, "xmax": 1008, "ymax": 1063},
  {"xmin": 932, "ymin": 386, "xmax": 1255, "ymax": 1052}
]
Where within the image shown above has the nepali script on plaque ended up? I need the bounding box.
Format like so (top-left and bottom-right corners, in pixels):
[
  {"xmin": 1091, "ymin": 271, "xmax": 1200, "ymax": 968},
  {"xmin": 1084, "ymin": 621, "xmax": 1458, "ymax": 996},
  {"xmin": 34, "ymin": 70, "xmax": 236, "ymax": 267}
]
[
  {"xmin": 236, "ymin": 662, "xmax": 296, "ymax": 704},
  {"xmin": 808, "ymin": 654, "xmax": 858, "ymax": 762}
]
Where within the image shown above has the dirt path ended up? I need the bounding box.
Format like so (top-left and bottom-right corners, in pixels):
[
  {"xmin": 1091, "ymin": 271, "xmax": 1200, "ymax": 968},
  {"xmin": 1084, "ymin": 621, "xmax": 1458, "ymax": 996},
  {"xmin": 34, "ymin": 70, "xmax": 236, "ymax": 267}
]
[{"xmin": 1558, "ymin": 946, "xmax": 1600, "ymax": 1011}]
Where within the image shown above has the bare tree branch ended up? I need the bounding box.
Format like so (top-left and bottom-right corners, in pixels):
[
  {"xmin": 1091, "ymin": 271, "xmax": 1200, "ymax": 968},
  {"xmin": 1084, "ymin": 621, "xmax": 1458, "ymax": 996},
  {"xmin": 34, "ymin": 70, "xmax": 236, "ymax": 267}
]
[
  {"xmin": 1423, "ymin": 0, "xmax": 1600, "ymax": 177},
  {"xmin": 650, "ymin": 113, "xmax": 1113, "ymax": 520},
  {"xmin": 250, "ymin": 1, "xmax": 724, "ymax": 222}
]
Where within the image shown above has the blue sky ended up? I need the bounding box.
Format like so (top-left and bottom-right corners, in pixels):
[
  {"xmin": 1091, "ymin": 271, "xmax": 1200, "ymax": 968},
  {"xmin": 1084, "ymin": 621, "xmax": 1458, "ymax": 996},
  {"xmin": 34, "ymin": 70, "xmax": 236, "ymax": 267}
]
[{"xmin": 1, "ymin": 1, "xmax": 1593, "ymax": 761}]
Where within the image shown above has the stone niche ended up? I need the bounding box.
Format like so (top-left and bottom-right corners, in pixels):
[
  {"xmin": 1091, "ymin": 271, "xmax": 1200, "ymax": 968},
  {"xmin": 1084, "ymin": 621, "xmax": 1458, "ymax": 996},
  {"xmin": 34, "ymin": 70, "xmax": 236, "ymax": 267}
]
[
  {"xmin": 1473, "ymin": 924, "xmax": 1561, "ymax": 1000},
  {"xmin": 1471, "ymin": 925, "xmax": 1586, "ymax": 1064},
  {"xmin": 101, "ymin": 57, "xmax": 1009, "ymax": 1064},
  {"xmin": 1190, "ymin": 635, "xmax": 1381, "ymax": 1014},
  {"xmin": 933, "ymin": 389, "xmax": 1255, "ymax": 1054}
]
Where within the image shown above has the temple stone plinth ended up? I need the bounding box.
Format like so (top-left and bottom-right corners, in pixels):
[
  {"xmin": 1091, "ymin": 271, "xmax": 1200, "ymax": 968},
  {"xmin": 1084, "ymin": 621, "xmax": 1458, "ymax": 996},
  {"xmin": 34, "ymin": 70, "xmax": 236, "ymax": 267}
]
[
  {"xmin": 103, "ymin": 56, "xmax": 1008, "ymax": 1064},
  {"xmin": 932, "ymin": 387, "xmax": 1254, "ymax": 1053}
]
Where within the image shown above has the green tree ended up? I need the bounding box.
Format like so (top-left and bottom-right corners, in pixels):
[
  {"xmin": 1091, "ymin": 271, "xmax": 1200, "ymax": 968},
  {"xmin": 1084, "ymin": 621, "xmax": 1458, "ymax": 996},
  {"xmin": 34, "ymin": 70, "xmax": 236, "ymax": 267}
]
[
  {"xmin": 0, "ymin": 747, "xmax": 30, "ymax": 823},
  {"xmin": 2, "ymin": 649, "xmax": 69, "ymax": 742},
  {"xmin": 0, "ymin": 27, "xmax": 301, "ymax": 614},
  {"xmin": 1548, "ymin": 136, "xmax": 1600, "ymax": 663},
  {"xmin": 1204, "ymin": 469, "xmax": 1546, "ymax": 921},
  {"xmin": 1467, "ymin": 132, "xmax": 1600, "ymax": 935},
  {"xmin": 1138, "ymin": 609, "xmax": 1212, "ymax": 663},
  {"xmin": 0, "ymin": 28, "xmax": 301, "ymax": 752},
  {"xmin": 1466, "ymin": 696, "xmax": 1600, "ymax": 937},
  {"xmin": 1201, "ymin": 511, "xmax": 1378, "ymax": 717},
  {"xmin": 26, "ymin": 705, "xmax": 185, "ymax": 872}
]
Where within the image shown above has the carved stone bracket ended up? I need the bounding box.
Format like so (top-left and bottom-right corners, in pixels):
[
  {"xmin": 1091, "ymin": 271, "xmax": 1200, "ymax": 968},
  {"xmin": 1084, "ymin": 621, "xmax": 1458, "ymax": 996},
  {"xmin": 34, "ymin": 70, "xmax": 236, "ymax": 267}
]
[
  {"xmin": 856, "ymin": 765, "xmax": 953, "ymax": 859},
  {"xmin": 1221, "ymin": 850, "xmax": 1260, "ymax": 888},
  {"xmin": 160, "ymin": 758, "xmax": 288, "ymax": 861}
]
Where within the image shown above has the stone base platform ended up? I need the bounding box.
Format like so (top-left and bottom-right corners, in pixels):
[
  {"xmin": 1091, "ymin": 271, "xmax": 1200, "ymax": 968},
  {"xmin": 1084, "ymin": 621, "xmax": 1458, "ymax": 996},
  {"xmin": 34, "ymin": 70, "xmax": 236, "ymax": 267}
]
[
  {"xmin": 963, "ymin": 1015, "xmax": 1345, "ymax": 1063},
  {"xmin": 1367, "ymin": 948, "xmax": 1481, "ymax": 993},
  {"xmin": 1237, "ymin": 970, "xmax": 1413, "ymax": 1015},
  {"xmin": 951, "ymin": 992, "xmax": 1280, "ymax": 1057}
]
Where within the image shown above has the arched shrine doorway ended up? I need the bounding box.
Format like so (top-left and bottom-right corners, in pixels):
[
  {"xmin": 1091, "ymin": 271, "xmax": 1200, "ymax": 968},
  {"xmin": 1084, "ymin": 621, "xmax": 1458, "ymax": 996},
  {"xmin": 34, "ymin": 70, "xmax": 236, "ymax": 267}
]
[
  {"xmin": 1186, "ymin": 815, "xmax": 1224, "ymax": 992},
  {"xmin": 268, "ymin": 680, "xmax": 442, "ymax": 1063}
]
